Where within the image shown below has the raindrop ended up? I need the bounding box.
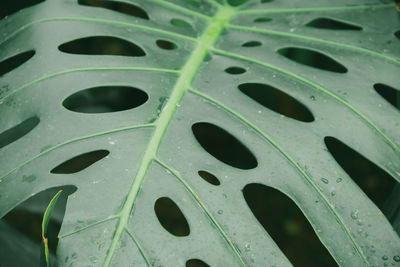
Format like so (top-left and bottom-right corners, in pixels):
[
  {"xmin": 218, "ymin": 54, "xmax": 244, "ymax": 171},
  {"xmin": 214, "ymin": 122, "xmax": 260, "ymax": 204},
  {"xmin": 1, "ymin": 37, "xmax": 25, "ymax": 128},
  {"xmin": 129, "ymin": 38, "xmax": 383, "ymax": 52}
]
[
  {"xmin": 394, "ymin": 255, "xmax": 400, "ymax": 262},
  {"xmin": 336, "ymin": 178, "xmax": 343, "ymax": 183},
  {"xmin": 321, "ymin": 178, "xmax": 329, "ymax": 184},
  {"xmin": 192, "ymin": 122, "xmax": 258, "ymax": 170},
  {"xmin": 217, "ymin": 210, "xmax": 223, "ymax": 215},
  {"xmin": 350, "ymin": 210, "xmax": 359, "ymax": 220}
]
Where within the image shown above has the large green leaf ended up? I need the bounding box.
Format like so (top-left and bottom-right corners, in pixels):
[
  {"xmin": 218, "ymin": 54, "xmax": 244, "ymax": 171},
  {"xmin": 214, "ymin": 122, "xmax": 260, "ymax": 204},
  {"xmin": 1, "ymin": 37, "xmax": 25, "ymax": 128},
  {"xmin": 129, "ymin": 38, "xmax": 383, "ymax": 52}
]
[{"xmin": 1, "ymin": 0, "xmax": 399, "ymax": 266}]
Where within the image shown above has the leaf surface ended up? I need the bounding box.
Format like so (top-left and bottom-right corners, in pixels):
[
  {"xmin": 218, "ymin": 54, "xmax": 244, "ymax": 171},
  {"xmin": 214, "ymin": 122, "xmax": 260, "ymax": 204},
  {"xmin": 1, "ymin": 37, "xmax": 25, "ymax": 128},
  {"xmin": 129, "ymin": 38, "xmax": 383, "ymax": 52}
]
[{"xmin": 0, "ymin": 0, "xmax": 399, "ymax": 266}]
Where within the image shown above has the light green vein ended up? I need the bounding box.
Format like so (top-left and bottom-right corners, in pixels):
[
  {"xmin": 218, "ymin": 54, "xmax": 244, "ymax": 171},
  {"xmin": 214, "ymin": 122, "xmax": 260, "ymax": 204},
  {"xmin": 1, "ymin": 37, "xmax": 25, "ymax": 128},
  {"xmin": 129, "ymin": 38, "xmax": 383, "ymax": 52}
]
[
  {"xmin": 124, "ymin": 227, "xmax": 152, "ymax": 267},
  {"xmin": 211, "ymin": 48, "xmax": 400, "ymax": 155},
  {"xmin": 238, "ymin": 3, "xmax": 392, "ymax": 14},
  {"xmin": 102, "ymin": 6, "xmax": 239, "ymax": 266},
  {"xmin": 0, "ymin": 16, "xmax": 195, "ymax": 47},
  {"xmin": 227, "ymin": 24, "xmax": 400, "ymax": 65},
  {"xmin": 59, "ymin": 216, "xmax": 118, "ymax": 238},
  {"xmin": 154, "ymin": 158, "xmax": 246, "ymax": 266},
  {"xmin": 0, "ymin": 123, "xmax": 155, "ymax": 182},
  {"xmin": 188, "ymin": 87, "xmax": 367, "ymax": 265},
  {"xmin": 0, "ymin": 67, "xmax": 179, "ymax": 101}
]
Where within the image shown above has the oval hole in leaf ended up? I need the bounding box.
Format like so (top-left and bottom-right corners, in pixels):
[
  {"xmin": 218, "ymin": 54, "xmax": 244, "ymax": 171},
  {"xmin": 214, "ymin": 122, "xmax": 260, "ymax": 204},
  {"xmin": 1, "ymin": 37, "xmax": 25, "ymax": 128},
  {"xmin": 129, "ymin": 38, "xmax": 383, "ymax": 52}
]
[
  {"xmin": 156, "ymin": 39, "xmax": 178, "ymax": 50},
  {"xmin": 395, "ymin": 30, "xmax": 400, "ymax": 40},
  {"xmin": 78, "ymin": 0, "xmax": 148, "ymax": 19},
  {"xmin": 278, "ymin": 47, "xmax": 347, "ymax": 73},
  {"xmin": 306, "ymin": 18, "xmax": 362, "ymax": 31},
  {"xmin": 373, "ymin": 83, "xmax": 399, "ymax": 110},
  {"xmin": 242, "ymin": 41, "xmax": 262, "ymax": 47},
  {"xmin": 192, "ymin": 122, "xmax": 258, "ymax": 170},
  {"xmin": 181, "ymin": 0, "xmax": 201, "ymax": 8},
  {"xmin": 0, "ymin": 116, "xmax": 39, "ymax": 149},
  {"xmin": 58, "ymin": 36, "xmax": 145, "ymax": 57},
  {"xmin": 186, "ymin": 259, "xmax": 210, "ymax": 267},
  {"xmin": 324, "ymin": 137, "xmax": 396, "ymax": 220},
  {"xmin": 50, "ymin": 150, "xmax": 109, "ymax": 174},
  {"xmin": 0, "ymin": 50, "xmax": 35, "ymax": 76},
  {"xmin": 243, "ymin": 183, "xmax": 337, "ymax": 266},
  {"xmin": 2, "ymin": 186, "xmax": 77, "ymax": 254},
  {"xmin": 198, "ymin": 170, "xmax": 220, "ymax": 186},
  {"xmin": 62, "ymin": 86, "xmax": 148, "ymax": 113},
  {"xmin": 254, "ymin": 17, "xmax": 272, "ymax": 23},
  {"xmin": 238, "ymin": 83, "xmax": 314, "ymax": 122},
  {"xmin": 224, "ymin": 66, "xmax": 246, "ymax": 75},
  {"xmin": 0, "ymin": 0, "xmax": 44, "ymax": 19},
  {"xmin": 227, "ymin": 0, "xmax": 247, "ymax": 6},
  {"xmin": 154, "ymin": 197, "xmax": 190, "ymax": 237},
  {"xmin": 170, "ymin": 18, "xmax": 193, "ymax": 30}
]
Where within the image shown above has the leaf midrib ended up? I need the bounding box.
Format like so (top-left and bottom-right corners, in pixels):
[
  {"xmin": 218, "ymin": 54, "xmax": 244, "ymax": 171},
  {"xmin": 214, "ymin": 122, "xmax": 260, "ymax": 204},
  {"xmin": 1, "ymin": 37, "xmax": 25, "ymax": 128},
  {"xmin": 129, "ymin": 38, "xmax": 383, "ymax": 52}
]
[{"xmin": 102, "ymin": 5, "xmax": 241, "ymax": 266}]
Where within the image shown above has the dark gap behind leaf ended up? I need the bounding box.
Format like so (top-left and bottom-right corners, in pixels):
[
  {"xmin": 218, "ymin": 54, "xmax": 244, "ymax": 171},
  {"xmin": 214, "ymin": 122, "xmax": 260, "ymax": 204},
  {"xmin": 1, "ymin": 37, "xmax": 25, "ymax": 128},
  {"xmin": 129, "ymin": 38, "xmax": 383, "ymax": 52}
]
[
  {"xmin": 78, "ymin": 0, "xmax": 149, "ymax": 19},
  {"xmin": 238, "ymin": 83, "xmax": 314, "ymax": 122},
  {"xmin": 62, "ymin": 86, "xmax": 148, "ymax": 113},
  {"xmin": 0, "ymin": 0, "xmax": 44, "ymax": 19},
  {"xmin": 227, "ymin": 0, "xmax": 247, "ymax": 7},
  {"xmin": 254, "ymin": 17, "xmax": 272, "ymax": 23},
  {"xmin": 243, "ymin": 183, "xmax": 337, "ymax": 267},
  {"xmin": 156, "ymin": 40, "xmax": 178, "ymax": 50},
  {"xmin": 0, "ymin": 116, "xmax": 40, "ymax": 149},
  {"xmin": 306, "ymin": 18, "xmax": 362, "ymax": 31},
  {"xmin": 324, "ymin": 137, "xmax": 397, "ymax": 221},
  {"xmin": 198, "ymin": 170, "xmax": 220, "ymax": 185},
  {"xmin": 224, "ymin": 66, "xmax": 246, "ymax": 75},
  {"xmin": 0, "ymin": 50, "xmax": 35, "ymax": 77},
  {"xmin": 51, "ymin": 150, "xmax": 109, "ymax": 174},
  {"xmin": 2, "ymin": 186, "xmax": 77, "ymax": 254},
  {"xmin": 373, "ymin": 83, "xmax": 400, "ymax": 110},
  {"xmin": 154, "ymin": 197, "xmax": 190, "ymax": 237},
  {"xmin": 186, "ymin": 259, "xmax": 210, "ymax": 267},
  {"xmin": 58, "ymin": 36, "xmax": 146, "ymax": 57},
  {"xmin": 278, "ymin": 47, "xmax": 348, "ymax": 73},
  {"xmin": 192, "ymin": 122, "xmax": 258, "ymax": 170},
  {"xmin": 242, "ymin": 41, "xmax": 262, "ymax": 47}
]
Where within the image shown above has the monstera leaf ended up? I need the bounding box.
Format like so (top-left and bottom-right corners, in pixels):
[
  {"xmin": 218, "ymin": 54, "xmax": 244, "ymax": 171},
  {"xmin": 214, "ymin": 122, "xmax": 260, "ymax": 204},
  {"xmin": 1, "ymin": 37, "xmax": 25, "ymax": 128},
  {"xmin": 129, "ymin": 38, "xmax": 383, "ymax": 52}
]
[{"xmin": 1, "ymin": 0, "xmax": 400, "ymax": 266}]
